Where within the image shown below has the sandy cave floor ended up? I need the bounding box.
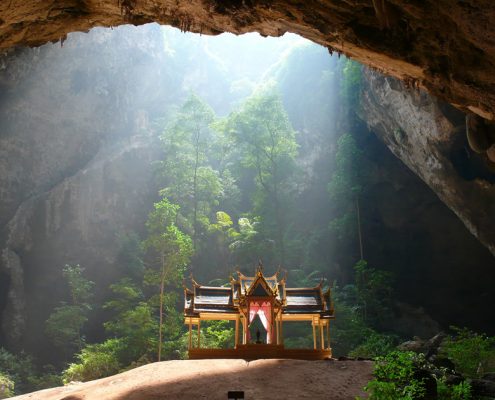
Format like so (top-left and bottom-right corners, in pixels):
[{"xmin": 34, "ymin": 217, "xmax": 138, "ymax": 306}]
[{"xmin": 12, "ymin": 359, "xmax": 373, "ymax": 400}]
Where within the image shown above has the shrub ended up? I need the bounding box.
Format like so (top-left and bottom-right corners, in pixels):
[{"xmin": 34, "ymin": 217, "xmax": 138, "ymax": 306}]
[
  {"xmin": 329, "ymin": 298, "xmax": 373, "ymax": 356},
  {"xmin": 0, "ymin": 348, "xmax": 38, "ymax": 394},
  {"xmin": 440, "ymin": 327, "xmax": 495, "ymax": 378},
  {"xmin": 26, "ymin": 365, "xmax": 62, "ymax": 391},
  {"xmin": 177, "ymin": 320, "xmax": 235, "ymax": 358},
  {"xmin": 349, "ymin": 331, "xmax": 398, "ymax": 359},
  {"xmin": 358, "ymin": 351, "xmax": 427, "ymax": 400},
  {"xmin": 359, "ymin": 350, "xmax": 474, "ymax": 400},
  {"xmin": 437, "ymin": 379, "xmax": 472, "ymax": 400},
  {"xmin": 62, "ymin": 339, "xmax": 123, "ymax": 383},
  {"xmin": 0, "ymin": 373, "xmax": 14, "ymax": 398}
]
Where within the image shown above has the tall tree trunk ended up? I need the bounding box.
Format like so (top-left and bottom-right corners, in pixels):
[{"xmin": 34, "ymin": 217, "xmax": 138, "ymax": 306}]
[
  {"xmin": 158, "ymin": 254, "xmax": 165, "ymax": 361},
  {"xmin": 356, "ymin": 196, "xmax": 364, "ymax": 260},
  {"xmin": 273, "ymin": 194, "xmax": 286, "ymax": 266},
  {"xmin": 271, "ymin": 160, "xmax": 285, "ymax": 265},
  {"xmin": 192, "ymin": 127, "xmax": 200, "ymax": 252}
]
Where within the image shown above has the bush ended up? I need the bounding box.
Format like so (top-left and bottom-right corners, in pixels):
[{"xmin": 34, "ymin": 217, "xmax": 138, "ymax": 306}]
[
  {"xmin": 358, "ymin": 351, "xmax": 427, "ymax": 400},
  {"xmin": 359, "ymin": 350, "xmax": 473, "ymax": 400},
  {"xmin": 62, "ymin": 339, "xmax": 123, "ymax": 383},
  {"xmin": 440, "ymin": 327, "xmax": 495, "ymax": 378},
  {"xmin": 177, "ymin": 320, "xmax": 235, "ymax": 358},
  {"xmin": 0, "ymin": 373, "xmax": 14, "ymax": 398},
  {"xmin": 329, "ymin": 298, "xmax": 373, "ymax": 356},
  {"xmin": 0, "ymin": 348, "xmax": 37, "ymax": 394},
  {"xmin": 26, "ymin": 365, "xmax": 62, "ymax": 391},
  {"xmin": 437, "ymin": 379, "xmax": 472, "ymax": 400},
  {"xmin": 349, "ymin": 331, "xmax": 398, "ymax": 359}
]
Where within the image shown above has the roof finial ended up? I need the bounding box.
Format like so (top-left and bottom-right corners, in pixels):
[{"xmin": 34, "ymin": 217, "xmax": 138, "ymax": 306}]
[{"xmin": 257, "ymin": 259, "xmax": 263, "ymax": 274}]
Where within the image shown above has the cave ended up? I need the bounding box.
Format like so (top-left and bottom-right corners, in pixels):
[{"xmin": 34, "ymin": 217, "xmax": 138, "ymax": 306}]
[
  {"xmin": 2, "ymin": 1, "xmax": 495, "ymax": 119},
  {"xmin": 0, "ymin": 1, "xmax": 495, "ymax": 398}
]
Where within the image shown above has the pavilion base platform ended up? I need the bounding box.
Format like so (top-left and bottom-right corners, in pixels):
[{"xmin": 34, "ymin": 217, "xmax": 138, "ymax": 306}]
[{"xmin": 188, "ymin": 344, "xmax": 332, "ymax": 360}]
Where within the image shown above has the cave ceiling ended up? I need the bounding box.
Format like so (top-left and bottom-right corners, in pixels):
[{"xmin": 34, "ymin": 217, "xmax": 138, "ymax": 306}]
[{"xmin": 1, "ymin": 0, "xmax": 495, "ymax": 120}]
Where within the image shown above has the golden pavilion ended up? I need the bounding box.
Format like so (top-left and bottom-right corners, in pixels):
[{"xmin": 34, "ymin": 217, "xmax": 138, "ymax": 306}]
[{"xmin": 183, "ymin": 264, "xmax": 335, "ymax": 360}]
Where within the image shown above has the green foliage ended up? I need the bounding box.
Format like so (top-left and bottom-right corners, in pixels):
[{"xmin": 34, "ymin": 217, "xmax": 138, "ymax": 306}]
[
  {"xmin": 176, "ymin": 321, "xmax": 235, "ymax": 358},
  {"xmin": 24, "ymin": 366, "xmax": 62, "ymax": 392},
  {"xmin": 330, "ymin": 293, "xmax": 373, "ymax": 356},
  {"xmin": 104, "ymin": 278, "xmax": 143, "ymax": 315},
  {"xmin": 358, "ymin": 351, "xmax": 427, "ymax": 400},
  {"xmin": 228, "ymin": 217, "xmax": 268, "ymax": 264},
  {"xmin": 360, "ymin": 350, "xmax": 473, "ymax": 400},
  {"xmin": 0, "ymin": 372, "xmax": 14, "ymax": 398},
  {"xmin": 329, "ymin": 213, "xmax": 357, "ymax": 241},
  {"xmin": 349, "ymin": 332, "xmax": 398, "ymax": 359},
  {"xmin": 353, "ymin": 260, "xmax": 393, "ymax": 328},
  {"xmin": 144, "ymin": 199, "xmax": 193, "ymax": 361},
  {"xmin": 158, "ymin": 93, "xmax": 224, "ymax": 243},
  {"xmin": 340, "ymin": 58, "xmax": 362, "ymax": 110},
  {"xmin": 440, "ymin": 327, "xmax": 495, "ymax": 378},
  {"xmin": 0, "ymin": 348, "xmax": 61, "ymax": 395},
  {"xmin": 45, "ymin": 304, "xmax": 88, "ymax": 351},
  {"xmin": 62, "ymin": 339, "xmax": 123, "ymax": 383},
  {"xmin": 328, "ymin": 133, "xmax": 364, "ymax": 201},
  {"xmin": 0, "ymin": 349, "xmax": 36, "ymax": 389},
  {"xmin": 282, "ymin": 321, "xmax": 314, "ymax": 349},
  {"xmin": 222, "ymin": 92, "xmax": 298, "ymax": 178},
  {"xmin": 331, "ymin": 260, "xmax": 394, "ymax": 356},
  {"xmin": 216, "ymin": 91, "xmax": 298, "ymax": 263},
  {"xmin": 62, "ymin": 264, "xmax": 94, "ymax": 307},
  {"xmin": 289, "ymin": 269, "xmax": 323, "ymax": 288},
  {"xmin": 144, "ymin": 199, "xmax": 180, "ymax": 248},
  {"xmin": 45, "ymin": 265, "xmax": 94, "ymax": 355},
  {"xmin": 104, "ymin": 302, "xmax": 158, "ymax": 363},
  {"xmin": 328, "ymin": 133, "xmax": 367, "ymax": 257},
  {"xmin": 116, "ymin": 232, "xmax": 145, "ymax": 282},
  {"xmin": 202, "ymin": 321, "xmax": 235, "ymax": 349},
  {"xmin": 437, "ymin": 379, "xmax": 472, "ymax": 400},
  {"xmin": 283, "ymin": 335, "xmax": 314, "ymax": 349},
  {"xmin": 144, "ymin": 199, "xmax": 193, "ymax": 272}
]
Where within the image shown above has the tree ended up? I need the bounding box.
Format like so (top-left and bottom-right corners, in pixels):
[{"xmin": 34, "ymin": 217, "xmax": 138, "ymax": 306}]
[
  {"xmin": 340, "ymin": 58, "xmax": 362, "ymax": 112},
  {"xmin": 104, "ymin": 301, "xmax": 157, "ymax": 363},
  {"xmin": 208, "ymin": 211, "xmax": 236, "ymax": 273},
  {"xmin": 62, "ymin": 265, "xmax": 94, "ymax": 309},
  {"xmin": 328, "ymin": 133, "xmax": 365, "ymax": 260},
  {"xmin": 353, "ymin": 260, "xmax": 393, "ymax": 328},
  {"xmin": 158, "ymin": 94, "xmax": 220, "ymax": 249},
  {"xmin": 217, "ymin": 92, "xmax": 298, "ymax": 265},
  {"xmin": 115, "ymin": 232, "xmax": 145, "ymax": 283},
  {"xmin": 143, "ymin": 199, "xmax": 193, "ymax": 361},
  {"xmin": 45, "ymin": 265, "xmax": 94, "ymax": 358}
]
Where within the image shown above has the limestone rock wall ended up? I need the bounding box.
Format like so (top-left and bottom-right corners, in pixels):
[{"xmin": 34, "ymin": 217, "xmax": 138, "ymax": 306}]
[
  {"xmin": 0, "ymin": 25, "xmax": 168, "ymax": 352},
  {"xmin": 361, "ymin": 69, "xmax": 495, "ymax": 256}
]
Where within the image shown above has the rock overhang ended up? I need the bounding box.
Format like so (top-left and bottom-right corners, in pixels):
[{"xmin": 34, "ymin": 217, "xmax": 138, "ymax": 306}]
[{"xmin": 1, "ymin": 0, "xmax": 495, "ymax": 119}]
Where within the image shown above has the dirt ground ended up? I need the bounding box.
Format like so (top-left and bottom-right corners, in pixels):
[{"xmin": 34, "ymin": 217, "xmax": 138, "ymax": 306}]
[{"xmin": 13, "ymin": 359, "xmax": 373, "ymax": 400}]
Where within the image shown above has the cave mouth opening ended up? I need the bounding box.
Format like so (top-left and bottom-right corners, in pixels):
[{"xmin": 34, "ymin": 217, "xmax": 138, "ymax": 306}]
[{"xmin": 1, "ymin": 20, "xmax": 495, "ymax": 388}]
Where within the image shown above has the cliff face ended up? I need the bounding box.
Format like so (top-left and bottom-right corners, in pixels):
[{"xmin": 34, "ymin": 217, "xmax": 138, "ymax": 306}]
[
  {"xmin": 361, "ymin": 69, "xmax": 495, "ymax": 256},
  {"xmin": 1, "ymin": 1, "xmax": 495, "ymax": 122},
  {"xmin": 356, "ymin": 127, "xmax": 495, "ymax": 335},
  {"xmin": 0, "ymin": 26, "xmax": 170, "ymax": 352}
]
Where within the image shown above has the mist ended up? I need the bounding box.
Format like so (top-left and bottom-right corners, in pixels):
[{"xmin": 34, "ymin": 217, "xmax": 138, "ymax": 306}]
[{"xmin": 0, "ymin": 22, "xmax": 494, "ymax": 397}]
